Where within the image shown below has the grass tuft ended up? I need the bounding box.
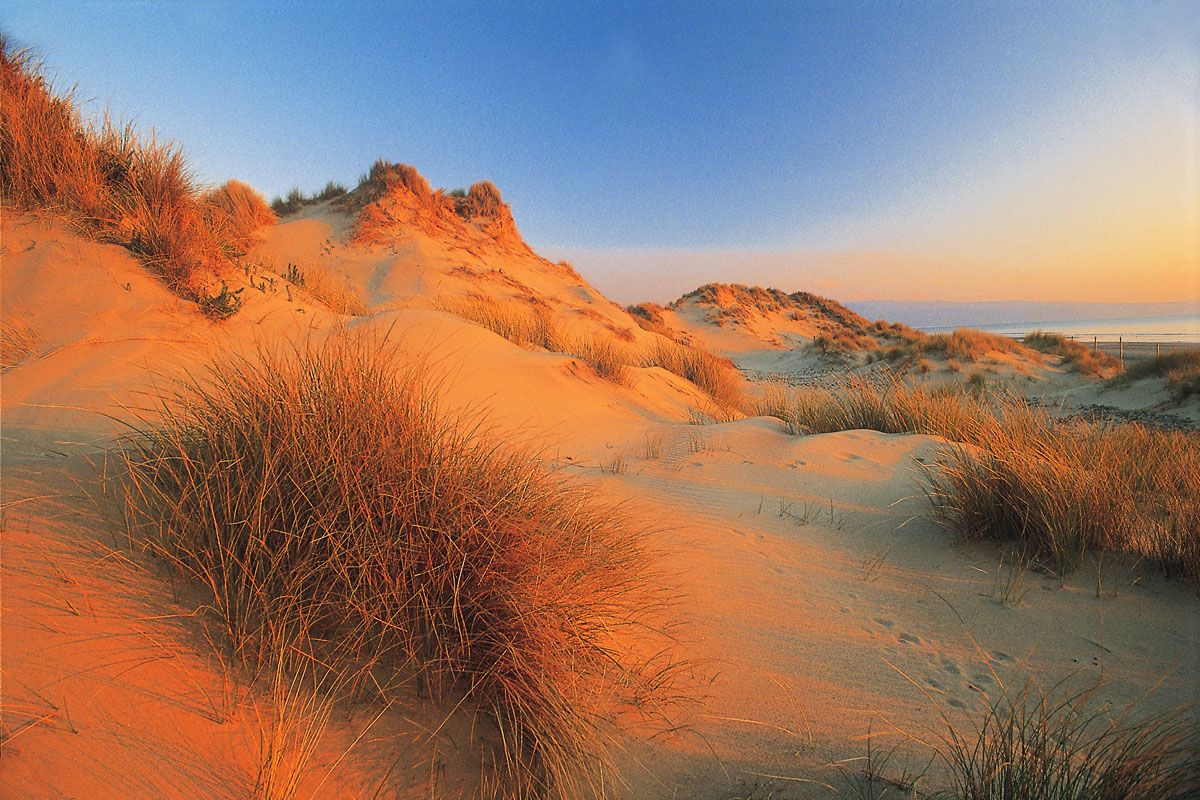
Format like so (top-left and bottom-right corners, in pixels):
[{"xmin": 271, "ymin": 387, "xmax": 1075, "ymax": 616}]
[
  {"xmin": 1108, "ymin": 348, "xmax": 1200, "ymax": 403},
  {"xmin": 202, "ymin": 179, "xmax": 276, "ymax": 257},
  {"xmin": 923, "ymin": 329, "xmax": 1023, "ymax": 361},
  {"xmin": 1, "ymin": 38, "xmax": 272, "ymax": 301},
  {"xmin": 570, "ymin": 336, "xmax": 632, "ymax": 384},
  {"xmin": 937, "ymin": 680, "xmax": 1200, "ymax": 800},
  {"xmin": 1, "ymin": 313, "xmax": 41, "ymax": 371},
  {"xmin": 642, "ymin": 338, "xmax": 745, "ymax": 416},
  {"xmin": 756, "ymin": 374, "xmax": 1200, "ymax": 583},
  {"xmin": 1, "ymin": 38, "xmax": 273, "ymax": 299},
  {"xmin": 625, "ymin": 303, "xmax": 675, "ymax": 339},
  {"xmin": 114, "ymin": 335, "xmax": 672, "ymax": 797},
  {"xmin": 453, "ymin": 180, "xmax": 504, "ymax": 219},
  {"xmin": 282, "ymin": 261, "xmax": 367, "ymax": 316},
  {"xmin": 1024, "ymin": 331, "xmax": 1119, "ymax": 378},
  {"xmin": 434, "ymin": 293, "xmax": 566, "ymax": 352}
]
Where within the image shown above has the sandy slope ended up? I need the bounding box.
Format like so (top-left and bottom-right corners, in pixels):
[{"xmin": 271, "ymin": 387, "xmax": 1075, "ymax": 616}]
[
  {"xmin": 633, "ymin": 284, "xmax": 1059, "ymax": 394},
  {"xmin": 3, "ymin": 209, "xmax": 1198, "ymax": 799}
]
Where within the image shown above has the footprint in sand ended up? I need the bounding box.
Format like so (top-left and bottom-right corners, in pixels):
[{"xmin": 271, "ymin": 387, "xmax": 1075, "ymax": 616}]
[
  {"xmin": 992, "ymin": 651, "xmax": 1016, "ymax": 665},
  {"xmin": 948, "ymin": 698, "xmax": 967, "ymax": 709},
  {"xmin": 873, "ymin": 617, "xmax": 895, "ymax": 630},
  {"xmin": 940, "ymin": 658, "xmax": 961, "ymax": 676},
  {"xmin": 898, "ymin": 632, "xmax": 922, "ymax": 645}
]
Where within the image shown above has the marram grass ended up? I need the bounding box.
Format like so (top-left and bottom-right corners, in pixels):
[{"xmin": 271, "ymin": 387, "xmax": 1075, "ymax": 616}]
[
  {"xmin": 114, "ymin": 334, "xmax": 676, "ymax": 798},
  {"xmin": 935, "ymin": 680, "xmax": 1200, "ymax": 800},
  {"xmin": 756, "ymin": 374, "xmax": 1200, "ymax": 584},
  {"xmin": 1, "ymin": 37, "xmax": 274, "ymax": 298}
]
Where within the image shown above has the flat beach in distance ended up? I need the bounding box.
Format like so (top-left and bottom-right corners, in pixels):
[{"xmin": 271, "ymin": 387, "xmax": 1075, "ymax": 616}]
[{"xmin": 3, "ymin": 5, "xmax": 1198, "ymax": 799}]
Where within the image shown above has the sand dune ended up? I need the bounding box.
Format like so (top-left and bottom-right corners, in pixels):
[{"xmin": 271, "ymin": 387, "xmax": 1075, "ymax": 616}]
[{"xmin": 6, "ymin": 182, "xmax": 1198, "ymax": 799}]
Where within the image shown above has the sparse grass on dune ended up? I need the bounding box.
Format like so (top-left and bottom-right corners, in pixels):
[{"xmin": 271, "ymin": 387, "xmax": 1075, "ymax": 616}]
[
  {"xmin": 756, "ymin": 374, "xmax": 1200, "ymax": 583},
  {"xmin": 434, "ymin": 293, "xmax": 567, "ymax": 352},
  {"xmin": 866, "ymin": 327, "xmax": 1029, "ymax": 365},
  {"xmin": 1024, "ymin": 330, "xmax": 1119, "ymax": 378},
  {"xmin": 0, "ymin": 38, "xmax": 272, "ymax": 303},
  {"xmin": 437, "ymin": 293, "xmax": 748, "ymax": 395},
  {"xmin": 626, "ymin": 303, "xmax": 676, "ymax": 340},
  {"xmin": 114, "ymin": 335, "xmax": 674, "ymax": 798},
  {"xmin": 933, "ymin": 680, "xmax": 1200, "ymax": 800},
  {"xmin": 754, "ymin": 374, "xmax": 991, "ymax": 439},
  {"xmin": 1, "ymin": 313, "xmax": 40, "ymax": 371},
  {"xmin": 570, "ymin": 336, "xmax": 632, "ymax": 384},
  {"xmin": 923, "ymin": 328, "xmax": 1024, "ymax": 360},
  {"xmin": 283, "ymin": 261, "xmax": 367, "ymax": 316},
  {"xmin": 270, "ymin": 181, "xmax": 349, "ymax": 216},
  {"xmin": 812, "ymin": 328, "xmax": 879, "ymax": 356},
  {"xmin": 1109, "ymin": 348, "xmax": 1200, "ymax": 403},
  {"xmin": 642, "ymin": 337, "xmax": 746, "ymax": 416},
  {"xmin": 202, "ymin": 179, "xmax": 276, "ymax": 258}
]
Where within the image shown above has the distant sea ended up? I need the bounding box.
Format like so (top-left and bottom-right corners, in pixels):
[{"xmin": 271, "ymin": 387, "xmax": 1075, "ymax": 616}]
[{"xmin": 924, "ymin": 314, "xmax": 1200, "ymax": 344}]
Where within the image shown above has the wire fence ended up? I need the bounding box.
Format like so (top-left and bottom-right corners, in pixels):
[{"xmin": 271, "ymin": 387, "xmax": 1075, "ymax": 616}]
[{"xmin": 1000, "ymin": 333, "xmax": 1195, "ymax": 368}]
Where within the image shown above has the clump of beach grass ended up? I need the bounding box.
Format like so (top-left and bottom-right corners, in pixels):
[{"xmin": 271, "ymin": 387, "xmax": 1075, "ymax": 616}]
[
  {"xmin": 923, "ymin": 329, "xmax": 1024, "ymax": 361},
  {"xmin": 282, "ymin": 261, "xmax": 367, "ymax": 316},
  {"xmin": 1109, "ymin": 347, "xmax": 1200, "ymax": 403},
  {"xmin": 642, "ymin": 337, "xmax": 745, "ymax": 417},
  {"xmin": 755, "ymin": 374, "xmax": 1200, "ymax": 584},
  {"xmin": 1024, "ymin": 331, "xmax": 1119, "ymax": 378},
  {"xmin": 934, "ymin": 679, "xmax": 1200, "ymax": 800},
  {"xmin": 1, "ymin": 313, "xmax": 40, "ymax": 371},
  {"xmin": 434, "ymin": 293, "xmax": 566, "ymax": 352},
  {"xmin": 867, "ymin": 327, "xmax": 1030, "ymax": 367},
  {"xmin": 202, "ymin": 179, "xmax": 277, "ymax": 258},
  {"xmin": 570, "ymin": 335, "xmax": 632, "ymax": 384},
  {"xmin": 114, "ymin": 334, "xmax": 675, "ymax": 797},
  {"xmin": 1, "ymin": 38, "xmax": 272, "ymax": 300}
]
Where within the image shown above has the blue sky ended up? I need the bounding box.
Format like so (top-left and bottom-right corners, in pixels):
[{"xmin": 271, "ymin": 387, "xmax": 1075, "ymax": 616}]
[{"xmin": 5, "ymin": 1, "xmax": 1197, "ymax": 303}]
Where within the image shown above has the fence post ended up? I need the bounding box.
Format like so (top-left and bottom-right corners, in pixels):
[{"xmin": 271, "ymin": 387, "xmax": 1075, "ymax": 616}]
[
  {"xmin": 1119, "ymin": 336, "xmax": 1124, "ymax": 370},
  {"xmin": 1157, "ymin": 342, "xmax": 1161, "ymax": 358},
  {"xmin": 1093, "ymin": 336, "xmax": 1097, "ymax": 353}
]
